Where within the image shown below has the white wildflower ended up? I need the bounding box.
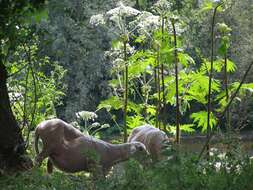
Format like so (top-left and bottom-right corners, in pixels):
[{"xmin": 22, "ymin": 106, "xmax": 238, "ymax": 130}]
[
  {"xmin": 89, "ymin": 14, "xmax": 105, "ymax": 26},
  {"xmin": 76, "ymin": 111, "xmax": 98, "ymax": 121},
  {"xmin": 153, "ymin": 0, "xmax": 172, "ymax": 14},
  {"xmin": 106, "ymin": 2, "xmax": 140, "ymax": 18},
  {"xmin": 134, "ymin": 11, "xmax": 160, "ymax": 35},
  {"xmin": 101, "ymin": 124, "xmax": 110, "ymax": 129},
  {"xmin": 113, "ymin": 58, "xmax": 124, "ymax": 66},
  {"xmin": 91, "ymin": 122, "xmax": 101, "ymax": 128}
]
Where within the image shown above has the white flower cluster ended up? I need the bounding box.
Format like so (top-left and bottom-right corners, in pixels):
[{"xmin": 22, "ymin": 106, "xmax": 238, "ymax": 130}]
[
  {"xmin": 91, "ymin": 122, "xmax": 101, "ymax": 128},
  {"xmin": 132, "ymin": 11, "xmax": 160, "ymax": 36},
  {"xmin": 168, "ymin": 21, "xmax": 186, "ymax": 36},
  {"xmin": 89, "ymin": 14, "xmax": 105, "ymax": 27},
  {"xmin": 101, "ymin": 124, "xmax": 110, "ymax": 129},
  {"xmin": 89, "ymin": 2, "xmax": 141, "ymax": 39},
  {"xmin": 106, "ymin": 2, "xmax": 140, "ymax": 18},
  {"xmin": 153, "ymin": 0, "xmax": 172, "ymax": 14},
  {"xmin": 76, "ymin": 111, "xmax": 98, "ymax": 121}
]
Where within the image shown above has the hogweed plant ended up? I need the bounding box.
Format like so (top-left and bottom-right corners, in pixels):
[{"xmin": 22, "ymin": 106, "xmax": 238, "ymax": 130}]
[
  {"xmin": 96, "ymin": 3, "xmax": 198, "ymax": 138},
  {"xmin": 196, "ymin": 0, "xmax": 253, "ymax": 157},
  {"xmin": 93, "ymin": 1, "xmax": 253, "ymax": 149},
  {"xmin": 73, "ymin": 110, "xmax": 110, "ymax": 136},
  {"xmin": 200, "ymin": 0, "xmax": 224, "ymax": 155},
  {"xmin": 170, "ymin": 16, "xmax": 181, "ymax": 144},
  {"xmin": 217, "ymin": 22, "xmax": 232, "ymax": 131},
  {"xmin": 90, "ymin": 2, "xmax": 141, "ymax": 142}
]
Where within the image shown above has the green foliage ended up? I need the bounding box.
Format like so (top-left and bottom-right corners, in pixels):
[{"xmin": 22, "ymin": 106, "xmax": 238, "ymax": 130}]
[
  {"xmin": 0, "ymin": 168, "xmax": 93, "ymax": 190},
  {"xmin": 74, "ymin": 110, "xmax": 110, "ymax": 136},
  {"xmin": 127, "ymin": 115, "xmax": 145, "ymax": 129},
  {"xmin": 2, "ymin": 131, "xmax": 253, "ymax": 190},
  {"xmin": 128, "ymin": 51, "xmax": 155, "ymax": 79},
  {"xmin": 93, "ymin": 0, "xmax": 253, "ymax": 136},
  {"xmin": 200, "ymin": 1, "xmax": 214, "ymax": 12},
  {"xmin": 200, "ymin": 59, "xmax": 236, "ymax": 73},
  {"xmin": 232, "ymin": 82, "xmax": 253, "ymax": 95},
  {"xmin": 98, "ymin": 96, "xmax": 123, "ymax": 111},
  {"xmin": 64, "ymin": 141, "xmax": 253, "ymax": 190},
  {"xmin": 7, "ymin": 32, "xmax": 65, "ymax": 128},
  {"xmin": 178, "ymin": 52, "xmax": 195, "ymax": 67},
  {"xmin": 169, "ymin": 124, "xmax": 195, "ymax": 134},
  {"xmin": 200, "ymin": 0, "xmax": 224, "ymax": 13},
  {"xmin": 217, "ymin": 22, "xmax": 232, "ymax": 56},
  {"xmin": 0, "ymin": 0, "xmax": 46, "ymax": 52},
  {"xmin": 216, "ymin": 82, "xmax": 253, "ymax": 111},
  {"xmin": 191, "ymin": 111, "xmax": 217, "ymax": 132}
]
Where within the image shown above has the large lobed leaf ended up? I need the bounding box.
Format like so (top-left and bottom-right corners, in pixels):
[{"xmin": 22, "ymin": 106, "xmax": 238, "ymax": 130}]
[{"xmin": 190, "ymin": 111, "xmax": 217, "ymax": 132}]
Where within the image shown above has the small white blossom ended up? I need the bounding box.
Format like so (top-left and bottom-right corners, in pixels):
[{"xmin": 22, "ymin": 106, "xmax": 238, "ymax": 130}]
[
  {"xmin": 133, "ymin": 11, "xmax": 160, "ymax": 35},
  {"xmin": 9, "ymin": 92, "xmax": 22, "ymax": 102},
  {"xmin": 212, "ymin": 0, "xmax": 221, "ymax": 2},
  {"xmin": 76, "ymin": 111, "xmax": 98, "ymax": 121},
  {"xmin": 89, "ymin": 14, "xmax": 105, "ymax": 26},
  {"xmin": 113, "ymin": 58, "xmax": 124, "ymax": 66},
  {"xmin": 91, "ymin": 122, "xmax": 101, "ymax": 128},
  {"xmin": 153, "ymin": 0, "xmax": 172, "ymax": 14},
  {"xmin": 106, "ymin": 2, "xmax": 140, "ymax": 18},
  {"xmin": 101, "ymin": 124, "xmax": 110, "ymax": 129}
]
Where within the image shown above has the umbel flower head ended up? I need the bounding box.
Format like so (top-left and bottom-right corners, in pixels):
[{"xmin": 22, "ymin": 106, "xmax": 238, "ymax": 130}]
[
  {"xmin": 90, "ymin": 14, "xmax": 105, "ymax": 26},
  {"xmin": 89, "ymin": 2, "xmax": 141, "ymax": 39},
  {"xmin": 130, "ymin": 11, "xmax": 160, "ymax": 36},
  {"xmin": 217, "ymin": 23, "xmax": 232, "ymax": 34},
  {"xmin": 76, "ymin": 111, "xmax": 98, "ymax": 121},
  {"xmin": 106, "ymin": 1, "xmax": 140, "ymax": 18},
  {"xmin": 90, "ymin": 2, "xmax": 140, "ymax": 27}
]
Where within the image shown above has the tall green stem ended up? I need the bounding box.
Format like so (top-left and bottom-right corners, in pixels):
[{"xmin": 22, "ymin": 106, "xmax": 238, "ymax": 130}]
[
  {"xmin": 123, "ymin": 40, "xmax": 128, "ymax": 142},
  {"xmin": 156, "ymin": 50, "xmax": 161, "ymax": 129},
  {"xmin": 161, "ymin": 17, "xmax": 166, "ymax": 131},
  {"xmin": 171, "ymin": 18, "xmax": 180, "ymax": 144},
  {"xmin": 199, "ymin": 61, "xmax": 253, "ymax": 160},
  {"xmin": 154, "ymin": 65, "xmax": 158, "ymax": 128},
  {"xmin": 206, "ymin": 4, "xmax": 222, "ymax": 155},
  {"xmin": 224, "ymin": 53, "xmax": 230, "ymax": 131}
]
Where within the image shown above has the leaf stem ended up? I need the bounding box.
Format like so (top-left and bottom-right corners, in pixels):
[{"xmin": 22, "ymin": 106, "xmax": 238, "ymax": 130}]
[
  {"xmin": 171, "ymin": 18, "xmax": 180, "ymax": 144},
  {"xmin": 123, "ymin": 40, "xmax": 128, "ymax": 142},
  {"xmin": 206, "ymin": 3, "xmax": 222, "ymax": 155}
]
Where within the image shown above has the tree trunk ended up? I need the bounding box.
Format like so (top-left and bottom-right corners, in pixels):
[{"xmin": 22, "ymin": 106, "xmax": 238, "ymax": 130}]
[{"xmin": 0, "ymin": 61, "xmax": 32, "ymax": 172}]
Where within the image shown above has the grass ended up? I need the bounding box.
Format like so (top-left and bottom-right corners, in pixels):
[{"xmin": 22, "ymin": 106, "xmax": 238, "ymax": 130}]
[{"xmin": 0, "ymin": 167, "xmax": 93, "ymax": 190}]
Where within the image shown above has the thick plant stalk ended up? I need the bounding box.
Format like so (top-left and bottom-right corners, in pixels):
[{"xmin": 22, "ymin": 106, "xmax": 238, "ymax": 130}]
[
  {"xmin": 156, "ymin": 50, "xmax": 161, "ymax": 130},
  {"xmin": 224, "ymin": 53, "xmax": 230, "ymax": 130},
  {"xmin": 154, "ymin": 67, "xmax": 158, "ymax": 128},
  {"xmin": 171, "ymin": 18, "xmax": 180, "ymax": 144},
  {"xmin": 123, "ymin": 40, "xmax": 128, "ymax": 142},
  {"xmin": 199, "ymin": 61, "xmax": 253, "ymax": 160},
  {"xmin": 154, "ymin": 65, "xmax": 159, "ymax": 128},
  {"xmin": 161, "ymin": 17, "xmax": 166, "ymax": 131},
  {"xmin": 206, "ymin": 4, "xmax": 222, "ymax": 155},
  {"xmin": 143, "ymin": 72, "xmax": 148, "ymax": 120}
]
